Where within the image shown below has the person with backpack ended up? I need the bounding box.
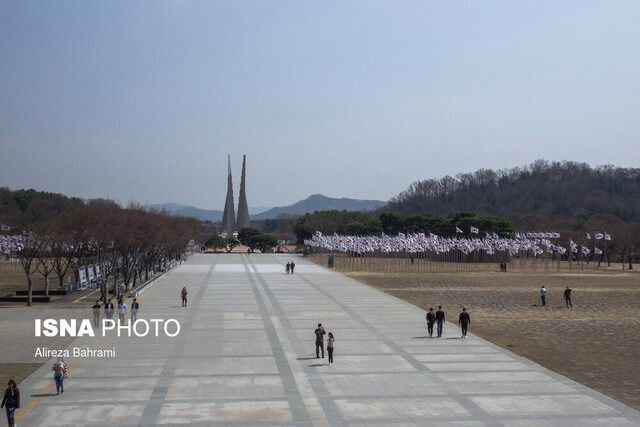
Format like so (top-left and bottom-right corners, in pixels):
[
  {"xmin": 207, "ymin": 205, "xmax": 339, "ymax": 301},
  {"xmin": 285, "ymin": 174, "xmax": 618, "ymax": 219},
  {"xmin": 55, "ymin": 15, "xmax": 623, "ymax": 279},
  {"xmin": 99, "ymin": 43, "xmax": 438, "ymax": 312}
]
[
  {"xmin": 1, "ymin": 379, "xmax": 20, "ymax": 427},
  {"xmin": 52, "ymin": 357, "xmax": 68, "ymax": 395}
]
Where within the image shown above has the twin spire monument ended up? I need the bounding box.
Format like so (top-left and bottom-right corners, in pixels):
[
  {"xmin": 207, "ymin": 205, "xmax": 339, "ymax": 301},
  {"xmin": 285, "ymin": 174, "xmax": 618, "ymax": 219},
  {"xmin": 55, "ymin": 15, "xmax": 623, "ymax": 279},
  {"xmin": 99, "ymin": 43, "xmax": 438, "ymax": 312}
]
[{"xmin": 221, "ymin": 155, "xmax": 250, "ymax": 235}]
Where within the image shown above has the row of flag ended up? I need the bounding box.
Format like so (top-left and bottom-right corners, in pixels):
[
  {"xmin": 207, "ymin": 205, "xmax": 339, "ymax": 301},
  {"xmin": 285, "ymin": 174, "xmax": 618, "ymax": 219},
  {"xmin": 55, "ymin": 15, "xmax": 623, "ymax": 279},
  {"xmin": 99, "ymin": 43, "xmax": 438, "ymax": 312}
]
[
  {"xmin": 0, "ymin": 233, "xmax": 82, "ymax": 255},
  {"xmin": 587, "ymin": 232, "xmax": 611, "ymax": 240},
  {"xmin": 306, "ymin": 231, "xmax": 611, "ymax": 257},
  {"xmin": 455, "ymin": 226, "xmax": 480, "ymax": 234},
  {"xmin": 0, "ymin": 234, "xmax": 24, "ymax": 254}
]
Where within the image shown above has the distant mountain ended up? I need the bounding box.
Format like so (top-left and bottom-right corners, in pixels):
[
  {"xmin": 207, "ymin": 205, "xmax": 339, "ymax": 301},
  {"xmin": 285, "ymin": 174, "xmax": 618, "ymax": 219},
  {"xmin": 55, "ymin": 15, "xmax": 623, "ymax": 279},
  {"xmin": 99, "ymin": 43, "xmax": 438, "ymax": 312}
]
[
  {"xmin": 150, "ymin": 195, "xmax": 387, "ymax": 222},
  {"xmin": 150, "ymin": 203, "xmax": 223, "ymax": 222},
  {"xmin": 252, "ymin": 194, "xmax": 387, "ymax": 220}
]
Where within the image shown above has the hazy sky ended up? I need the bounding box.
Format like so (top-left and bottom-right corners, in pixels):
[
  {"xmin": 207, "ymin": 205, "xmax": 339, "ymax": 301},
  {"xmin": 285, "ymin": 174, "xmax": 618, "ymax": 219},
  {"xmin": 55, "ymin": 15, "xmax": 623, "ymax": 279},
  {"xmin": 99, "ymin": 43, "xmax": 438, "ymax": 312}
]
[{"xmin": 1, "ymin": 1, "xmax": 639, "ymax": 210}]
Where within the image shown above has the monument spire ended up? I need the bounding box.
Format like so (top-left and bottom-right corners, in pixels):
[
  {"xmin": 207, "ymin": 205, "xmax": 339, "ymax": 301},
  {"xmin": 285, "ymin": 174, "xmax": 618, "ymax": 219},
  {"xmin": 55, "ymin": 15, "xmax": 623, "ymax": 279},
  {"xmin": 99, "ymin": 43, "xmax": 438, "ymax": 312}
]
[
  {"xmin": 221, "ymin": 155, "xmax": 236, "ymax": 235},
  {"xmin": 236, "ymin": 154, "xmax": 251, "ymax": 229}
]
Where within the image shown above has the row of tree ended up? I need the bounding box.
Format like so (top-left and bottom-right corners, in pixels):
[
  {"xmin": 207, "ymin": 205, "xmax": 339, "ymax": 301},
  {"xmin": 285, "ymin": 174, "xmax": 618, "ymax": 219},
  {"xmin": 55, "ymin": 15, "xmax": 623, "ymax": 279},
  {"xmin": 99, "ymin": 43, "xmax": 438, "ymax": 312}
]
[
  {"xmin": 14, "ymin": 200, "xmax": 200, "ymax": 305},
  {"xmin": 205, "ymin": 227, "xmax": 279, "ymax": 253},
  {"xmin": 293, "ymin": 210, "xmax": 514, "ymax": 241}
]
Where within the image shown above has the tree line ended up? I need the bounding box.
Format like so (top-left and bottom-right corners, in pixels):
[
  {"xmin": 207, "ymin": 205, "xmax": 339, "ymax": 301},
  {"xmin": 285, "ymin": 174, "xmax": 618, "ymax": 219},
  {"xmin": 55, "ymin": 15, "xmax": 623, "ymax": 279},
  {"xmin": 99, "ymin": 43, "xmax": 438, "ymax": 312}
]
[
  {"xmin": 385, "ymin": 160, "xmax": 640, "ymax": 223},
  {"xmin": 293, "ymin": 210, "xmax": 514, "ymax": 242},
  {"xmin": 380, "ymin": 160, "xmax": 640, "ymax": 267},
  {"xmin": 204, "ymin": 227, "xmax": 278, "ymax": 253},
  {"xmin": 1, "ymin": 191, "xmax": 200, "ymax": 305}
]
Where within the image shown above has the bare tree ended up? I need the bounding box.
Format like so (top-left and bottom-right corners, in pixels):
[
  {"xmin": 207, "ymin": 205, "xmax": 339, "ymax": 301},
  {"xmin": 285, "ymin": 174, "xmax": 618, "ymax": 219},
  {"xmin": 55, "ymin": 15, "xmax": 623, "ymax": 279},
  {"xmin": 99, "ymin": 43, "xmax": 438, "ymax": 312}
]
[
  {"xmin": 35, "ymin": 232, "xmax": 55, "ymax": 298},
  {"xmin": 17, "ymin": 226, "xmax": 48, "ymax": 306}
]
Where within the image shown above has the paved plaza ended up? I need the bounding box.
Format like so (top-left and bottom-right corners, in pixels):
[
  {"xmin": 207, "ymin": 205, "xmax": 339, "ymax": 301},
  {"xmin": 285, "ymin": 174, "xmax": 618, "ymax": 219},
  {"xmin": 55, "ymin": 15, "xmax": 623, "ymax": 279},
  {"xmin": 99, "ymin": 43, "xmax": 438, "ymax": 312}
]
[{"xmin": 7, "ymin": 254, "xmax": 640, "ymax": 426}]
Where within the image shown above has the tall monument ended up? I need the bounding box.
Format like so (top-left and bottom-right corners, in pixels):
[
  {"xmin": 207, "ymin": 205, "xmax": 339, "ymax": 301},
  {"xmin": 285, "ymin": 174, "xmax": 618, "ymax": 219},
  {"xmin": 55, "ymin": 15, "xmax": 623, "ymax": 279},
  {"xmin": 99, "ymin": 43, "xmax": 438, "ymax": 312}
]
[
  {"xmin": 236, "ymin": 155, "xmax": 251, "ymax": 229},
  {"xmin": 221, "ymin": 155, "xmax": 235, "ymax": 235}
]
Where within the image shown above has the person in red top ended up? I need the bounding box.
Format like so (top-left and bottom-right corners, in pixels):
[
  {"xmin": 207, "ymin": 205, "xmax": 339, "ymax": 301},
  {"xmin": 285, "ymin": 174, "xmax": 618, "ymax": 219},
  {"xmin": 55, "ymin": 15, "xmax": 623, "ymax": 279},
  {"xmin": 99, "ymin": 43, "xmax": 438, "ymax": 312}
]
[
  {"xmin": 1, "ymin": 379, "xmax": 20, "ymax": 427},
  {"xmin": 181, "ymin": 287, "xmax": 188, "ymax": 307}
]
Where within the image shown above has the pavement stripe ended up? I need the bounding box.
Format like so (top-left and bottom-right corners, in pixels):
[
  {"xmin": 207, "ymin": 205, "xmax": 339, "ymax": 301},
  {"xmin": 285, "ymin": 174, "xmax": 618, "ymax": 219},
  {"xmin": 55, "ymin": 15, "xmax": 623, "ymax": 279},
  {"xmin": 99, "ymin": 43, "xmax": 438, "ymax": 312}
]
[
  {"xmin": 139, "ymin": 257, "xmax": 216, "ymax": 425},
  {"xmin": 247, "ymin": 256, "xmax": 347, "ymax": 424},
  {"xmin": 243, "ymin": 256, "xmax": 312, "ymax": 423}
]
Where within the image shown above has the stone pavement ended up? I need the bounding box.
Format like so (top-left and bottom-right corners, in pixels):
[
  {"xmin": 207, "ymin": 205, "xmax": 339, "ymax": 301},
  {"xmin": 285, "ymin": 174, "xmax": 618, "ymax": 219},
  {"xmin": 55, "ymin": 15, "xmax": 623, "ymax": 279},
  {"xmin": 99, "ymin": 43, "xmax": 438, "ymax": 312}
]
[{"xmin": 6, "ymin": 254, "xmax": 640, "ymax": 426}]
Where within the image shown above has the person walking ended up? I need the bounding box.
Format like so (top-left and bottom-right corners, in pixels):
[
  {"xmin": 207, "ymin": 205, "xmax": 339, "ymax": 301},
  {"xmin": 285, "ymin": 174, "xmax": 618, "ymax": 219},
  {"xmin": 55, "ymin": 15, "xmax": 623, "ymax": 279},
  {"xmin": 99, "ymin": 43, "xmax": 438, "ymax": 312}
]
[
  {"xmin": 52, "ymin": 357, "xmax": 67, "ymax": 395},
  {"xmin": 564, "ymin": 286, "xmax": 572, "ymax": 308},
  {"xmin": 1, "ymin": 379, "xmax": 20, "ymax": 427},
  {"xmin": 327, "ymin": 332, "xmax": 335, "ymax": 365},
  {"xmin": 285, "ymin": 262, "xmax": 291, "ymax": 274},
  {"xmin": 435, "ymin": 305, "xmax": 445, "ymax": 337},
  {"xmin": 426, "ymin": 308, "xmax": 436, "ymax": 338},
  {"xmin": 314, "ymin": 323, "xmax": 326, "ymax": 358},
  {"xmin": 290, "ymin": 261, "xmax": 296, "ymax": 274},
  {"xmin": 181, "ymin": 287, "xmax": 188, "ymax": 307},
  {"xmin": 458, "ymin": 307, "xmax": 471, "ymax": 338},
  {"xmin": 92, "ymin": 300, "xmax": 101, "ymax": 328},
  {"xmin": 131, "ymin": 298, "xmax": 140, "ymax": 322},
  {"xmin": 118, "ymin": 299, "xmax": 127, "ymax": 323},
  {"xmin": 104, "ymin": 298, "xmax": 114, "ymax": 320},
  {"xmin": 540, "ymin": 286, "xmax": 547, "ymax": 306}
]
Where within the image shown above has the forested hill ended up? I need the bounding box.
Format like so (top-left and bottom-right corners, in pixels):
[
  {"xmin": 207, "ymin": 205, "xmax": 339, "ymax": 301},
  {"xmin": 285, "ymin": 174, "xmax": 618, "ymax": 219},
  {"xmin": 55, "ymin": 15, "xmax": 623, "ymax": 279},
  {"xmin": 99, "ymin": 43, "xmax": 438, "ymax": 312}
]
[
  {"xmin": 386, "ymin": 160, "xmax": 640, "ymax": 224},
  {"xmin": 0, "ymin": 187, "xmax": 84, "ymax": 226}
]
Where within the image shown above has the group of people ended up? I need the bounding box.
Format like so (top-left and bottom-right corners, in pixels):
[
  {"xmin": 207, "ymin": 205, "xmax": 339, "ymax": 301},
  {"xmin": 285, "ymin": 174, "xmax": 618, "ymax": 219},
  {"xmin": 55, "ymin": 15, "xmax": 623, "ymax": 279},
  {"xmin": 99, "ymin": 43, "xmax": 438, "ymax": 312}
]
[
  {"xmin": 540, "ymin": 286, "xmax": 572, "ymax": 307},
  {"xmin": 314, "ymin": 323, "xmax": 335, "ymax": 365},
  {"xmin": 92, "ymin": 297, "xmax": 141, "ymax": 327},
  {"xmin": 285, "ymin": 261, "xmax": 296, "ymax": 274},
  {"xmin": 426, "ymin": 306, "xmax": 471, "ymax": 338}
]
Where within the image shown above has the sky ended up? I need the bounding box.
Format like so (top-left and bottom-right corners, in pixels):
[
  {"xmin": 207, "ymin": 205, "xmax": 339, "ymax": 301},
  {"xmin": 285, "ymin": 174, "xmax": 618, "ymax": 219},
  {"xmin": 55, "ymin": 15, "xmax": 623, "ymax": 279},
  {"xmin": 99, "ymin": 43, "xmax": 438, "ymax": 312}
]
[{"xmin": 1, "ymin": 1, "xmax": 639, "ymax": 211}]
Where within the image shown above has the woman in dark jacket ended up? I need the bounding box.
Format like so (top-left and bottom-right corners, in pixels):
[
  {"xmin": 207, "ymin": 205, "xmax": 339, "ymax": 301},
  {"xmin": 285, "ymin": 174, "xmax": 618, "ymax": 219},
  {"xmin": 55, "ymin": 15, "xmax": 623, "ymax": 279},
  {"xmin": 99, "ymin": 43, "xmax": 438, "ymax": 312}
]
[
  {"xmin": 1, "ymin": 379, "xmax": 20, "ymax": 427},
  {"xmin": 426, "ymin": 308, "xmax": 436, "ymax": 338}
]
